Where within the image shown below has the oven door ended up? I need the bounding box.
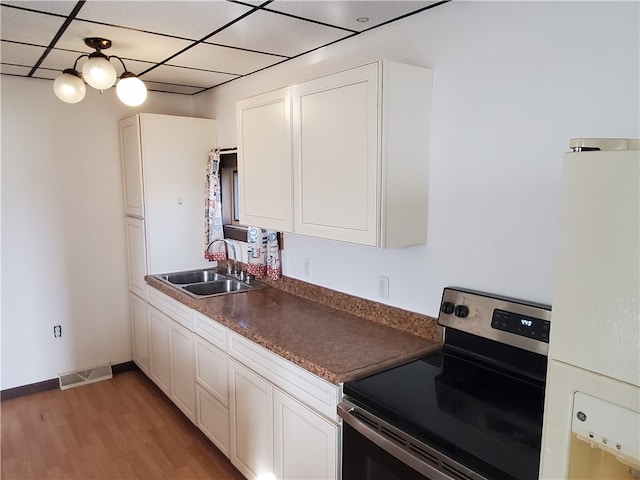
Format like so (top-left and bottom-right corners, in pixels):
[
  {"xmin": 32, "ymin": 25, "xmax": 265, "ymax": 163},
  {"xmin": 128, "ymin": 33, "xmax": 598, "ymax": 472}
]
[{"xmin": 339, "ymin": 400, "xmax": 485, "ymax": 480}]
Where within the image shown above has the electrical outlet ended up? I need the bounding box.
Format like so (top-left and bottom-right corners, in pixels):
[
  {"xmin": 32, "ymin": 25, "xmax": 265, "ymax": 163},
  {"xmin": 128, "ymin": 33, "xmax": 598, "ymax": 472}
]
[
  {"xmin": 53, "ymin": 325, "xmax": 62, "ymax": 338},
  {"xmin": 378, "ymin": 276, "xmax": 389, "ymax": 300},
  {"xmin": 304, "ymin": 257, "xmax": 312, "ymax": 277}
]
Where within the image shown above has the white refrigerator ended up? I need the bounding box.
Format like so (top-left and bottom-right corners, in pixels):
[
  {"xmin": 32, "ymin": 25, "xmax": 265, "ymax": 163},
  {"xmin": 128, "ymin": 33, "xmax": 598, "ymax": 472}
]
[{"xmin": 540, "ymin": 138, "xmax": 640, "ymax": 479}]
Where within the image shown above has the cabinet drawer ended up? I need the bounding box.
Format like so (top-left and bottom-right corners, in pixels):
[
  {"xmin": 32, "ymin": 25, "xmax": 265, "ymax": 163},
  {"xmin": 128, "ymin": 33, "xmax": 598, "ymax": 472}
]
[
  {"xmin": 194, "ymin": 311, "xmax": 227, "ymax": 350},
  {"xmin": 195, "ymin": 336, "xmax": 229, "ymax": 406},
  {"xmin": 228, "ymin": 332, "xmax": 340, "ymax": 421},
  {"xmin": 147, "ymin": 287, "xmax": 193, "ymax": 329}
]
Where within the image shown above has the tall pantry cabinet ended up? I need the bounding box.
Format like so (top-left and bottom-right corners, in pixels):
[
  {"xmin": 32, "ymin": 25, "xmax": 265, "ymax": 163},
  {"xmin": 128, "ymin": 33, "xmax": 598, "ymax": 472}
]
[
  {"xmin": 120, "ymin": 114, "xmax": 217, "ymax": 277},
  {"xmin": 119, "ymin": 113, "xmax": 217, "ymax": 420}
]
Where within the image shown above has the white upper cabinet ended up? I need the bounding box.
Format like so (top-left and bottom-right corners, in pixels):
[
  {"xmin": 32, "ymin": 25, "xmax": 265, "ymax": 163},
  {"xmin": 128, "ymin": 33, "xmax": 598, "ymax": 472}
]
[
  {"xmin": 236, "ymin": 61, "xmax": 432, "ymax": 247},
  {"xmin": 292, "ymin": 61, "xmax": 432, "ymax": 247},
  {"xmin": 120, "ymin": 115, "xmax": 145, "ymax": 218},
  {"xmin": 236, "ymin": 87, "xmax": 293, "ymax": 232}
]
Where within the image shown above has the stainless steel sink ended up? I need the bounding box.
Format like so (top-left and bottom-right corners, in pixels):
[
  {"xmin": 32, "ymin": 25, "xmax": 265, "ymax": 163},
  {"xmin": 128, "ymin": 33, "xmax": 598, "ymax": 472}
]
[
  {"xmin": 153, "ymin": 267, "xmax": 265, "ymax": 299},
  {"xmin": 183, "ymin": 279, "xmax": 251, "ymax": 296},
  {"xmin": 161, "ymin": 269, "xmax": 224, "ymax": 285}
]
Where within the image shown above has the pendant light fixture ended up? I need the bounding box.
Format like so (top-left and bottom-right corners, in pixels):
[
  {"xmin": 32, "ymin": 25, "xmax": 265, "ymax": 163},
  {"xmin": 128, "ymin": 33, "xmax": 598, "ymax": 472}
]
[{"xmin": 53, "ymin": 37, "xmax": 148, "ymax": 107}]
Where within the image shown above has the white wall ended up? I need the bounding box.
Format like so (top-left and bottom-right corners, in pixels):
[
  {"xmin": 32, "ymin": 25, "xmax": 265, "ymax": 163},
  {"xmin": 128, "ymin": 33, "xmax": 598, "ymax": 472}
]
[
  {"xmin": 2, "ymin": 1, "xmax": 637, "ymax": 389},
  {"xmin": 194, "ymin": 1, "xmax": 640, "ymax": 315},
  {"xmin": 0, "ymin": 76, "xmax": 194, "ymax": 389}
]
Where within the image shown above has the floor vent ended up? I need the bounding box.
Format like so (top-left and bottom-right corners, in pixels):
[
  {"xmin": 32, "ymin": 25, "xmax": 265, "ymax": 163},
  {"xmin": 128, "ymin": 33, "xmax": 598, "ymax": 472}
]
[{"xmin": 58, "ymin": 364, "xmax": 113, "ymax": 390}]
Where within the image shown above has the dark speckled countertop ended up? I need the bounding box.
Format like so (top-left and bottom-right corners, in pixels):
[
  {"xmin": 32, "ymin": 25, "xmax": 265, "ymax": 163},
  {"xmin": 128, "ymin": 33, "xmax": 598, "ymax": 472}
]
[{"xmin": 146, "ymin": 273, "xmax": 441, "ymax": 384}]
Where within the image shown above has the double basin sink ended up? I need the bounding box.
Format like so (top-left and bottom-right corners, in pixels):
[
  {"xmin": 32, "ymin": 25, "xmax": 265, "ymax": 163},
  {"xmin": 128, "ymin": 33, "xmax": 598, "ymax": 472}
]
[{"xmin": 153, "ymin": 268, "xmax": 265, "ymax": 299}]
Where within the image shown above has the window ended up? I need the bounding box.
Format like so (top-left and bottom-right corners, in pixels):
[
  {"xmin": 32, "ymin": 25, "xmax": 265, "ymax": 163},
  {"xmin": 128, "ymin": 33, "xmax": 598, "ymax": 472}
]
[
  {"xmin": 219, "ymin": 148, "xmax": 247, "ymax": 241},
  {"xmin": 219, "ymin": 147, "xmax": 283, "ymax": 246},
  {"xmin": 233, "ymin": 170, "xmax": 240, "ymax": 222}
]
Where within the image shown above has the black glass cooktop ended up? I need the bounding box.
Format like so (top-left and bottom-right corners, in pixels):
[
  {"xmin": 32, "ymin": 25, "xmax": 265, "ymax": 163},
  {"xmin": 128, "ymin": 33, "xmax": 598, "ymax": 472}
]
[{"xmin": 343, "ymin": 346, "xmax": 546, "ymax": 480}]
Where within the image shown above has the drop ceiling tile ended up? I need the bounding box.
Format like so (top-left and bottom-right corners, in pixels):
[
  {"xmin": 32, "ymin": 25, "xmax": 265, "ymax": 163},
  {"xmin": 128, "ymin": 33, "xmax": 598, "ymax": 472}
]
[
  {"xmin": 209, "ymin": 9, "xmax": 352, "ymax": 57},
  {"xmin": 144, "ymin": 81, "xmax": 202, "ymax": 95},
  {"xmin": 170, "ymin": 42, "xmax": 285, "ymax": 76},
  {"xmin": 0, "ymin": 41, "xmax": 46, "ymax": 66},
  {"xmin": 113, "ymin": 58, "xmax": 158, "ymax": 76},
  {"xmin": 1, "ymin": 1, "xmax": 77, "ymax": 16},
  {"xmin": 0, "ymin": 63, "xmax": 31, "ymax": 76},
  {"xmin": 54, "ymin": 19, "xmax": 193, "ymax": 63},
  {"xmin": 37, "ymin": 46, "xmax": 85, "ymax": 71},
  {"xmin": 266, "ymin": 1, "xmax": 438, "ymax": 32},
  {"xmin": 0, "ymin": 5, "xmax": 67, "ymax": 45},
  {"xmin": 76, "ymin": 1, "xmax": 254, "ymax": 41},
  {"xmin": 140, "ymin": 63, "xmax": 238, "ymax": 89},
  {"xmin": 32, "ymin": 66, "xmax": 58, "ymax": 80}
]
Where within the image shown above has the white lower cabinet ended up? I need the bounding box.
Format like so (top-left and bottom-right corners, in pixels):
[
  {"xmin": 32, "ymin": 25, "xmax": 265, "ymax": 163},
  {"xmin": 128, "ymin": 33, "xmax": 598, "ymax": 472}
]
[
  {"xmin": 274, "ymin": 389, "xmax": 338, "ymax": 480},
  {"xmin": 195, "ymin": 335, "xmax": 228, "ymax": 404},
  {"xmin": 170, "ymin": 321, "xmax": 196, "ymax": 422},
  {"xmin": 229, "ymin": 359, "xmax": 275, "ymax": 480},
  {"xmin": 138, "ymin": 288, "xmax": 341, "ymax": 480},
  {"xmin": 228, "ymin": 333, "xmax": 340, "ymax": 480},
  {"xmin": 195, "ymin": 333, "xmax": 230, "ymax": 456},
  {"xmin": 197, "ymin": 384, "xmax": 230, "ymax": 456},
  {"xmin": 148, "ymin": 304, "xmax": 172, "ymax": 396},
  {"xmin": 147, "ymin": 302, "xmax": 196, "ymax": 421},
  {"xmin": 130, "ymin": 292, "xmax": 150, "ymax": 376}
]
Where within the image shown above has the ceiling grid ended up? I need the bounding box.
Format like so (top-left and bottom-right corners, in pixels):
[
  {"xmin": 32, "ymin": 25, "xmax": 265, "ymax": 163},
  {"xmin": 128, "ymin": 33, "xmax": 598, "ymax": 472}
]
[{"xmin": 0, "ymin": 0, "xmax": 447, "ymax": 95}]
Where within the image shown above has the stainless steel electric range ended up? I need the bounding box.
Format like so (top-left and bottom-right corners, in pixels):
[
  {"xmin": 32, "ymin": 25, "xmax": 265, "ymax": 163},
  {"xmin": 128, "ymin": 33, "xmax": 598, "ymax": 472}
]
[{"xmin": 339, "ymin": 287, "xmax": 552, "ymax": 480}]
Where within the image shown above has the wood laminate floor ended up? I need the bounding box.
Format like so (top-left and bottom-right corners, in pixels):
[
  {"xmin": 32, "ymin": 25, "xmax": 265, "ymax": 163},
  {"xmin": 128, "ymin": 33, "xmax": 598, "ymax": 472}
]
[{"xmin": 1, "ymin": 370, "xmax": 246, "ymax": 480}]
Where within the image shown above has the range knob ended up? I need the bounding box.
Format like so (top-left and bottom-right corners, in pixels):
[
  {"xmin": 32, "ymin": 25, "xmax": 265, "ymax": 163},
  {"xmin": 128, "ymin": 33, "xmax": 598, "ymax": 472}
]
[
  {"xmin": 454, "ymin": 305, "xmax": 469, "ymax": 318},
  {"xmin": 440, "ymin": 301, "xmax": 455, "ymax": 314}
]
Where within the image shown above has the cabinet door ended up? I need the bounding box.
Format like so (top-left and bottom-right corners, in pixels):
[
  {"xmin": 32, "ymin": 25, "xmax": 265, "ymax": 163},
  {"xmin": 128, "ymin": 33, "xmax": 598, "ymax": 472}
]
[
  {"xmin": 148, "ymin": 305, "xmax": 172, "ymax": 395},
  {"xmin": 274, "ymin": 389, "xmax": 338, "ymax": 480},
  {"xmin": 130, "ymin": 293, "xmax": 150, "ymax": 375},
  {"xmin": 197, "ymin": 384, "xmax": 230, "ymax": 457},
  {"xmin": 170, "ymin": 321, "xmax": 196, "ymax": 422},
  {"xmin": 229, "ymin": 359, "xmax": 274, "ymax": 480},
  {"xmin": 237, "ymin": 87, "xmax": 293, "ymax": 232},
  {"xmin": 139, "ymin": 114, "xmax": 217, "ymax": 274},
  {"xmin": 124, "ymin": 216, "xmax": 147, "ymax": 298},
  {"xmin": 195, "ymin": 336, "xmax": 228, "ymax": 405},
  {"xmin": 292, "ymin": 63, "xmax": 379, "ymax": 245},
  {"xmin": 119, "ymin": 115, "xmax": 144, "ymax": 217}
]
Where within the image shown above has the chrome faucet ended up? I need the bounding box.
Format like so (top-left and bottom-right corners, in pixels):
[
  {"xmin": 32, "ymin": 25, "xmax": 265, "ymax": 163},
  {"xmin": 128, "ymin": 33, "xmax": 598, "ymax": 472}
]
[{"xmin": 206, "ymin": 238, "xmax": 238, "ymax": 277}]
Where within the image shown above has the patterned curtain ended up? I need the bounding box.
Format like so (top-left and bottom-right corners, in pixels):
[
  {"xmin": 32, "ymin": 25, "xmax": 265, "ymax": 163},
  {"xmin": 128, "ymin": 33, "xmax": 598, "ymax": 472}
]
[
  {"xmin": 247, "ymin": 227, "xmax": 281, "ymax": 280},
  {"xmin": 204, "ymin": 148, "xmax": 226, "ymax": 261}
]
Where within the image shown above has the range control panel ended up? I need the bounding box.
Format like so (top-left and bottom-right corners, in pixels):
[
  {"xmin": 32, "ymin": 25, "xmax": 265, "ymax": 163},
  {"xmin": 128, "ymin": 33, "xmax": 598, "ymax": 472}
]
[
  {"xmin": 438, "ymin": 287, "xmax": 552, "ymax": 355},
  {"xmin": 491, "ymin": 309, "xmax": 550, "ymax": 343}
]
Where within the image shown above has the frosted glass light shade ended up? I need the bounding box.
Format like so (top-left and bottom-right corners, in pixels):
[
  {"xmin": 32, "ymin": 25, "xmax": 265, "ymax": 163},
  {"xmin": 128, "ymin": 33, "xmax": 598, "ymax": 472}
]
[
  {"xmin": 116, "ymin": 74, "xmax": 148, "ymax": 106},
  {"xmin": 82, "ymin": 54, "xmax": 116, "ymax": 90},
  {"xmin": 53, "ymin": 70, "xmax": 86, "ymax": 104}
]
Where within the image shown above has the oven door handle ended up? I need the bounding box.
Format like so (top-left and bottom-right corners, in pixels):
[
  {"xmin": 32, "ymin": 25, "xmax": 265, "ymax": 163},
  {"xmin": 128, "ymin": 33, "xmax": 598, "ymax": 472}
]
[{"xmin": 338, "ymin": 400, "xmax": 466, "ymax": 480}]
